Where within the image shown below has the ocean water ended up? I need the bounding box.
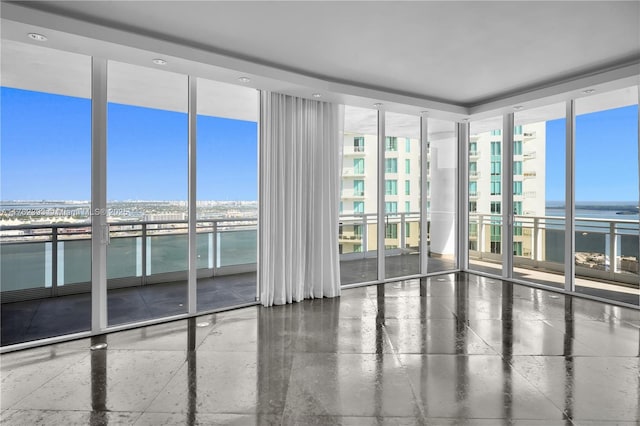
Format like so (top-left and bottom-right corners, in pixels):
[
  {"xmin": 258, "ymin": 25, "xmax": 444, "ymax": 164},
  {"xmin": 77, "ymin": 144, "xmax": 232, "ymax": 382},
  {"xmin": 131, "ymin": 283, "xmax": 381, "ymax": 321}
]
[
  {"xmin": 544, "ymin": 204, "xmax": 639, "ymax": 263},
  {"xmin": 545, "ymin": 202, "xmax": 640, "ymax": 221}
]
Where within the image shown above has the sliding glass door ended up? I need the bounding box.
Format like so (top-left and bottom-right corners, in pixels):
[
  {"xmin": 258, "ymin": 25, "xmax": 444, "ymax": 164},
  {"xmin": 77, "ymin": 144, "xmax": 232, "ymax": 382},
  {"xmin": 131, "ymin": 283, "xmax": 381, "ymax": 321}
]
[
  {"xmin": 196, "ymin": 78, "xmax": 259, "ymax": 311},
  {"xmin": 468, "ymin": 116, "xmax": 503, "ymax": 276},
  {"xmin": 385, "ymin": 112, "xmax": 421, "ymax": 279},
  {"xmin": 512, "ymin": 103, "xmax": 566, "ymax": 289},
  {"xmin": 106, "ymin": 61, "xmax": 188, "ymax": 326},
  {"xmin": 1, "ymin": 40, "xmax": 92, "ymax": 345},
  {"xmin": 340, "ymin": 106, "xmax": 379, "ymax": 284},
  {"xmin": 574, "ymin": 86, "xmax": 639, "ymax": 305},
  {"xmin": 427, "ymin": 118, "xmax": 458, "ymax": 273}
]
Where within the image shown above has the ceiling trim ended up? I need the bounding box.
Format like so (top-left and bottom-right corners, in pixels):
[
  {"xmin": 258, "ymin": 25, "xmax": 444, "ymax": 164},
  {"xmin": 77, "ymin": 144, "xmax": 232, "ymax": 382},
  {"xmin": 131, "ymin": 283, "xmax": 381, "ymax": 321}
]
[
  {"xmin": 0, "ymin": 2, "xmax": 467, "ymax": 116},
  {"xmin": 2, "ymin": 1, "xmax": 638, "ymax": 120}
]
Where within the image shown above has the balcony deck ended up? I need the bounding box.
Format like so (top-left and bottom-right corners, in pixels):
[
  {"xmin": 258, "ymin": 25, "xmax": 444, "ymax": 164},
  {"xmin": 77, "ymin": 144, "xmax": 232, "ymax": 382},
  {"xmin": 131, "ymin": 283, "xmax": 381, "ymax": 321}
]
[{"xmin": 1, "ymin": 255, "xmax": 458, "ymax": 347}]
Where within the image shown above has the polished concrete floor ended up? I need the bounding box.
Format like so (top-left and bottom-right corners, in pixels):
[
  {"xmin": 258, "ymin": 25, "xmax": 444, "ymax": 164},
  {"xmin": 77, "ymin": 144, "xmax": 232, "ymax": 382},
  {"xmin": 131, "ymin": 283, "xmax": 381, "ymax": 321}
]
[{"xmin": 2, "ymin": 272, "xmax": 639, "ymax": 425}]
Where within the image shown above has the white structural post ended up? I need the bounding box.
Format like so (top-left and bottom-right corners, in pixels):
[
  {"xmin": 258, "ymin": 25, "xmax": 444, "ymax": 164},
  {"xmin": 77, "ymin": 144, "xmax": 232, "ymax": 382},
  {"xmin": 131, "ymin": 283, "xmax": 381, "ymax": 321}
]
[
  {"xmin": 187, "ymin": 76, "xmax": 197, "ymax": 314},
  {"xmin": 377, "ymin": 108, "xmax": 386, "ymax": 280},
  {"xmin": 91, "ymin": 57, "xmax": 108, "ymax": 332},
  {"xmin": 420, "ymin": 114, "xmax": 429, "ymax": 274},
  {"xmin": 502, "ymin": 113, "xmax": 514, "ymax": 279},
  {"xmin": 565, "ymin": 100, "xmax": 576, "ymax": 292},
  {"xmin": 458, "ymin": 122, "xmax": 469, "ymax": 270},
  {"xmin": 429, "ymin": 120, "xmax": 458, "ymax": 266}
]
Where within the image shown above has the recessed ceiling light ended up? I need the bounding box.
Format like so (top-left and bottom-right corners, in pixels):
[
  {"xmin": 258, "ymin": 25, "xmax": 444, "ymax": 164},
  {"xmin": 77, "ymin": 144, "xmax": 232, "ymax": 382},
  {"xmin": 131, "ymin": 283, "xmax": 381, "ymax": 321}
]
[
  {"xmin": 28, "ymin": 33, "xmax": 47, "ymax": 42},
  {"xmin": 513, "ymin": 105, "xmax": 524, "ymax": 110},
  {"xmin": 196, "ymin": 321, "xmax": 211, "ymax": 328},
  {"xmin": 420, "ymin": 110, "xmax": 429, "ymax": 115},
  {"xmin": 461, "ymin": 118, "xmax": 469, "ymax": 122},
  {"xmin": 582, "ymin": 89, "xmax": 596, "ymax": 95},
  {"xmin": 312, "ymin": 93, "xmax": 322, "ymax": 98},
  {"xmin": 152, "ymin": 58, "xmax": 167, "ymax": 65},
  {"xmin": 373, "ymin": 103, "xmax": 383, "ymax": 108},
  {"xmin": 238, "ymin": 77, "xmax": 251, "ymax": 83}
]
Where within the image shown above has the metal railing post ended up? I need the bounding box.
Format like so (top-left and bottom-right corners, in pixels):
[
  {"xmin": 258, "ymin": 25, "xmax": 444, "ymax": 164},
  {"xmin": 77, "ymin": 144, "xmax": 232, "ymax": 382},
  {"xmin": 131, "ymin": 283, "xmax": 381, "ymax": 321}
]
[
  {"xmin": 142, "ymin": 223, "xmax": 147, "ymax": 285},
  {"xmin": 362, "ymin": 215, "xmax": 368, "ymax": 257},
  {"xmin": 52, "ymin": 226, "xmax": 58, "ymax": 295},
  {"xmin": 609, "ymin": 222, "xmax": 617, "ymax": 276},
  {"xmin": 478, "ymin": 214, "xmax": 485, "ymax": 259},
  {"xmin": 212, "ymin": 220, "xmax": 218, "ymax": 272},
  {"xmin": 400, "ymin": 212, "xmax": 406, "ymax": 249},
  {"xmin": 532, "ymin": 217, "xmax": 539, "ymax": 262}
]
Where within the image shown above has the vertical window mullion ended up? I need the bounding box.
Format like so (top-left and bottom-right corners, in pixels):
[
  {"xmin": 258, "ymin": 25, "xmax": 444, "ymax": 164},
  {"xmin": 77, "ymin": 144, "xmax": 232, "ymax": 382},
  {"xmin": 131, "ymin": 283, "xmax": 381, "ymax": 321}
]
[
  {"xmin": 565, "ymin": 100, "xmax": 576, "ymax": 292},
  {"xmin": 503, "ymin": 113, "xmax": 514, "ymax": 279},
  {"xmin": 91, "ymin": 57, "xmax": 108, "ymax": 333},
  {"xmin": 377, "ymin": 109, "xmax": 386, "ymax": 281},
  {"xmin": 187, "ymin": 76, "xmax": 197, "ymax": 314}
]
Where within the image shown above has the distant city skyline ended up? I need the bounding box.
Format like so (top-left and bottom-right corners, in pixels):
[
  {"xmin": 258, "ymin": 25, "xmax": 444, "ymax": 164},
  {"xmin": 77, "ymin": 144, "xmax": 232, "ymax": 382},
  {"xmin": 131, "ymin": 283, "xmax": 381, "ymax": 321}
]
[{"xmin": 1, "ymin": 87, "xmax": 638, "ymax": 203}]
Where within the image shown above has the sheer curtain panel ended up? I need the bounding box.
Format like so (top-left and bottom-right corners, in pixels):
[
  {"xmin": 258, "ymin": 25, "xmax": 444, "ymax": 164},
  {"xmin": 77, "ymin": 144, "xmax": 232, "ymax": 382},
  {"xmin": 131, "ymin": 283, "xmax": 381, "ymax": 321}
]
[{"xmin": 259, "ymin": 92, "xmax": 342, "ymax": 306}]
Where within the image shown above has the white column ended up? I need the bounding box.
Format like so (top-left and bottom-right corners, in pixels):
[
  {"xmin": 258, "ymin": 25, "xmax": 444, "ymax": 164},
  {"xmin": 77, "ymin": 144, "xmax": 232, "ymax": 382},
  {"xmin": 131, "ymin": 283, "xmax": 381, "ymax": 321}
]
[
  {"xmin": 187, "ymin": 76, "xmax": 197, "ymax": 314},
  {"xmin": 91, "ymin": 57, "xmax": 108, "ymax": 332},
  {"xmin": 429, "ymin": 126, "xmax": 457, "ymax": 260},
  {"xmin": 502, "ymin": 113, "xmax": 514, "ymax": 279},
  {"xmin": 377, "ymin": 108, "xmax": 385, "ymax": 280},
  {"xmin": 420, "ymin": 114, "xmax": 429, "ymax": 274},
  {"xmin": 458, "ymin": 122, "xmax": 469, "ymax": 270},
  {"xmin": 565, "ymin": 100, "xmax": 576, "ymax": 292}
]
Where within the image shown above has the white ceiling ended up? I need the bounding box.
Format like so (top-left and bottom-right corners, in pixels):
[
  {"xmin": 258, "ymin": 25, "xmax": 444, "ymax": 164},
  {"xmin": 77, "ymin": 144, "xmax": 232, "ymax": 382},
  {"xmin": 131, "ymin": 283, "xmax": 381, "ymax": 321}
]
[
  {"xmin": 6, "ymin": 0, "xmax": 639, "ymax": 107},
  {"xmin": 1, "ymin": 1, "xmax": 638, "ymax": 123}
]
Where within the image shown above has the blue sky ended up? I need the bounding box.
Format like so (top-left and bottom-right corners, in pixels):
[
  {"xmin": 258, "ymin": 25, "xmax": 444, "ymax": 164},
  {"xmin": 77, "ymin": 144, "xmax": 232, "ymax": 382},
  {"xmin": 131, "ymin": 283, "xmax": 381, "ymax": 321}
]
[
  {"xmin": 545, "ymin": 104, "xmax": 638, "ymax": 202},
  {"xmin": 1, "ymin": 86, "xmax": 638, "ymax": 203},
  {"xmin": 1, "ymin": 87, "xmax": 258, "ymax": 201}
]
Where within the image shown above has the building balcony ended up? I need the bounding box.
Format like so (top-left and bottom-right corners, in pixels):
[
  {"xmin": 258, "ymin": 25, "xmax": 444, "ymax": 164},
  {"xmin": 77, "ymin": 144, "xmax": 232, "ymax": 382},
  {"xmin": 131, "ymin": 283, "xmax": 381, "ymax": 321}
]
[
  {"xmin": 343, "ymin": 146, "xmax": 366, "ymax": 156},
  {"xmin": 341, "ymin": 189, "xmax": 366, "ymax": 199},
  {"xmin": 342, "ymin": 168, "xmax": 366, "ymax": 177}
]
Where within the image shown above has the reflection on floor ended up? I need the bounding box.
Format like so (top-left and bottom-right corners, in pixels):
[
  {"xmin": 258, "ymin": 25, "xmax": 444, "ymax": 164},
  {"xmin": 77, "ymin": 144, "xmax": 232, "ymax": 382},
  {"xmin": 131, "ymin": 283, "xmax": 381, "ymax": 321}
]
[
  {"xmin": 340, "ymin": 254, "xmax": 456, "ymax": 285},
  {"xmin": 469, "ymin": 258, "xmax": 640, "ymax": 306},
  {"xmin": 1, "ymin": 272, "xmax": 638, "ymax": 425}
]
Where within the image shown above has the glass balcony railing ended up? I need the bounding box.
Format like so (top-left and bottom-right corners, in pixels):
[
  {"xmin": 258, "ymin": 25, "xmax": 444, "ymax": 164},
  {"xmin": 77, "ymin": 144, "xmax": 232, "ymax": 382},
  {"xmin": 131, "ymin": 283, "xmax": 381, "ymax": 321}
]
[
  {"xmin": 3, "ymin": 214, "xmax": 636, "ymax": 303},
  {"xmin": 0, "ymin": 218, "xmax": 258, "ymax": 294},
  {"xmin": 469, "ymin": 214, "xmax": 640, "ymax": 289},
  {"xmin": 338, "ymin": 212, "xmax": 422, "ymax": 256}
]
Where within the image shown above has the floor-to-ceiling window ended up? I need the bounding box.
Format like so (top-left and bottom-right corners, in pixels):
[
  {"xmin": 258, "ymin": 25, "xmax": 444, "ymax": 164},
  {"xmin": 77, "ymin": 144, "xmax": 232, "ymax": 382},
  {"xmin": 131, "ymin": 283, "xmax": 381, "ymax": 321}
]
[
  {"xmin": 468, "ymin": 116, "xmax": 503, "ymax": 275},
  {"xmin": 385, "ymin": 112, "xmax": 421, "ymax": 278},
  {"xmin": 106, "ymin": 61, "xmax": 188, "ymax": 325},
  {"xmin": 427, "ymin": 118, "xmax": 458, "ymax": 273},
  {"xmin": 340, "ymin": 106, "xmax": 378, "ymax": 284},
  {"xmin": 1, "ymin": 40, "xmax": 92, "ymax": 345},
  {"xmin": 574, "ymin": 86, "xmax": 639, "ymax": 306},
  {"xmin": 512, "ymin": 103, "xmax": 566, "ymax": 289},
  {"xmin": 196, "ymin": 78, "xmax": 258, "ymax": 311}
]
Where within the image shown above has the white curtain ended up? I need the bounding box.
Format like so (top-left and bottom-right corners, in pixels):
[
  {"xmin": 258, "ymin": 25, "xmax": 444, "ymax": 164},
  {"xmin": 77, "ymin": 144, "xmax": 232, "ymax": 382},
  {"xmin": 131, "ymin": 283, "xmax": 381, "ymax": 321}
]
[{"xmin": 259, "ymin": 92, "xmax": 342, "ymax": 306}]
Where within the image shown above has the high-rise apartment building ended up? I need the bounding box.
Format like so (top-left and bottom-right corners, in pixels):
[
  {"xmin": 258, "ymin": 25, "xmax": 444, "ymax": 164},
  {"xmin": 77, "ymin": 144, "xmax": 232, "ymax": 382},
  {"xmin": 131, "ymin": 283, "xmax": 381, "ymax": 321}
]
[
  {"xmin": 339, "ymin": 133, "xmax": 422, "ymax": 255},
  {"xmin": 469, "ymin": 123, "xmax": 547, "ymax": 259}
]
